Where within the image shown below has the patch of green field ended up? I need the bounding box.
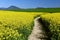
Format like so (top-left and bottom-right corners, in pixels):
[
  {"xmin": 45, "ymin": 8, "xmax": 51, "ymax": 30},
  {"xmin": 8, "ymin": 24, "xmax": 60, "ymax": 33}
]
[{"xmin": 5, "ymin": 8, "xmax": 60, "ymax": 12}]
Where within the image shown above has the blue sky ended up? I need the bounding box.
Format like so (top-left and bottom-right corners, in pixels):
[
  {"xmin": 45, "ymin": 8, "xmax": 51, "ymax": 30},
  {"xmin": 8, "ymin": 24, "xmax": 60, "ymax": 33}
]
[{"xmin": 0, "ymin": 0, "xmax": 60, "ymax": 8}]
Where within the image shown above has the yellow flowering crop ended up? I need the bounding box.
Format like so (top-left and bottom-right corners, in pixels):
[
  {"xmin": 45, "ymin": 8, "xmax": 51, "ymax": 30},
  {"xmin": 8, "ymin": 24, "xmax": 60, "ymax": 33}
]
[
  {"xmin": 40, "ymin": 13, "xmax": 60, "ymax": 40},
  {"xmin": 0, "ymin": 10, "xmax": 42, "ymax": 40}
]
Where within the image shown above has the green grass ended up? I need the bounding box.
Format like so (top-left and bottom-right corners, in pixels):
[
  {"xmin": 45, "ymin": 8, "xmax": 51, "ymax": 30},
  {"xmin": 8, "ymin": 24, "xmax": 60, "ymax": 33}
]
[{"xmin": 4, "ymin": 8, "xmax": 60, "ymax": 12}]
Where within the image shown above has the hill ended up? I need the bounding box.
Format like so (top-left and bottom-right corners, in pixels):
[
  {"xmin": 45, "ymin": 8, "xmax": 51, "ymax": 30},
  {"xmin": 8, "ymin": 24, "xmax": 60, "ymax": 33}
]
[{"xmin": 0, "ymin": 6, "xmax": 60, "ymax": 12}]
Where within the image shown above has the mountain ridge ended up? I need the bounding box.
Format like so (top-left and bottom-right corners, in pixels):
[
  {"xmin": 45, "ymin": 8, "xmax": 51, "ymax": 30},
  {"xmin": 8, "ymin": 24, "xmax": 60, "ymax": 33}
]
[{"xmin": 0, "ymin": 6, "xmax": 60, "ymax": 12}]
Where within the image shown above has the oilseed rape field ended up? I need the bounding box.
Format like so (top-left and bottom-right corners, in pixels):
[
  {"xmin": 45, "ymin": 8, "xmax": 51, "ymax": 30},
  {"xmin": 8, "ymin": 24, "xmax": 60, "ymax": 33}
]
[
  {"xmin": 0, "ymin": 10, "xmax": 60, "ymax": 40},
  {"xmin": 0, "ymin": 11, "xmax": 42, "ymax": 40},
  {"xmin": 40, "ymin": 13, "xmax": 60, "ymax": 40}
]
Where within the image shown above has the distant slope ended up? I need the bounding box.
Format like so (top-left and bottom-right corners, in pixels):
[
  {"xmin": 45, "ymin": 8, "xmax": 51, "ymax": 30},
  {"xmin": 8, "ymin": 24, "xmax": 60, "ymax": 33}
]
[
  {"xmin": 0, "ymin": 8, "xmax": 6, "ymax": 10},
  {"xmin": 7, "ymin": 6, "xmax": 21, "ymax": 10},
  {"xmin": 0, "ymin": 6, "xmax": 60, "ymax": 12}
]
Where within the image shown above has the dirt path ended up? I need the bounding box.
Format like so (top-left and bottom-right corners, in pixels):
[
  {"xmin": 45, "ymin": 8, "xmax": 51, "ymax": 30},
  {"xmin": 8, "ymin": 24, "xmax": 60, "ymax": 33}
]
[{"xmin": 28, "ymin": 17, "xmax": 49, "ymax": 40}]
